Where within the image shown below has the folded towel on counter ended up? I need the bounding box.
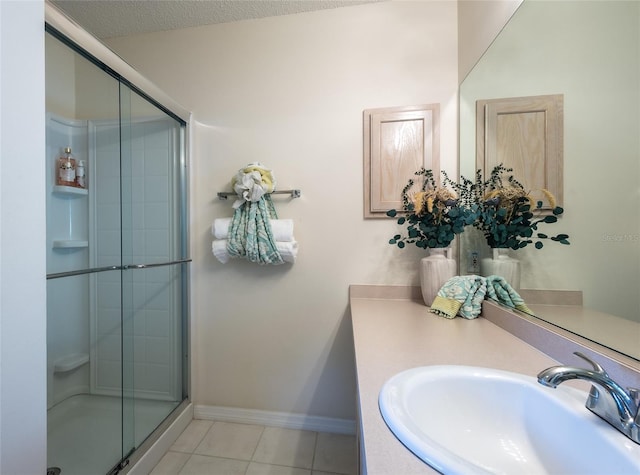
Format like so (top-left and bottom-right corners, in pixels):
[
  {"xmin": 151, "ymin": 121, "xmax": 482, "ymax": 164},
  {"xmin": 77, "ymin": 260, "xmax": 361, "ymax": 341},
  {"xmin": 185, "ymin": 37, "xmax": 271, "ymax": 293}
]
[
  {"xmin": 430, "ymin": 275, "xmax": 487, "ymax": 319},
  {"xmin": 430, "ymin": 274, "xmax": 530, "ymax": 319},
  {"xmin": 212, "ymin": 239, "xmax": 298, "ymax": 264},
  {"xmin": 485, "ymin": 275, "xmax": 534, "ymax": 315},
  {"xmin": 212, "ymin": 217, "xmax": 295, "ymax": 242}
]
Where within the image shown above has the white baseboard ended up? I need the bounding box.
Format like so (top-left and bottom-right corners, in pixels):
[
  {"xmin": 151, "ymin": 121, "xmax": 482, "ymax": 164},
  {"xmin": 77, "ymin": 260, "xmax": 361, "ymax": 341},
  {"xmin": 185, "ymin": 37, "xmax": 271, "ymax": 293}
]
[{"xmin": 194, "ymin": 405, "xmax": 356, "ymax": 435}]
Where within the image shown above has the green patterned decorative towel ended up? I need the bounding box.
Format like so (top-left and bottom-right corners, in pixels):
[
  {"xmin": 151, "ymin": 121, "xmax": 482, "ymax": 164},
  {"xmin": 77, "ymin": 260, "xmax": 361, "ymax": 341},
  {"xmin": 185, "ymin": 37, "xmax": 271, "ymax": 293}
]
[
  {"xmin": 485, "ymin": 275, "xmax": 534, "ymax": 315},
  {"xmin": 430, "ymin": 274, "xmax": 533, "ymax": 319},
  {"xmin": 226, "ymin": 161, "xmax": 287, "ymax": 268},
  {"xmin": 430, "ymin": 275, "xmax": 487, "ymax": 319},
  {"xmin": 227, "ymin": 195, "xmax": 284, "ymax": 265}
]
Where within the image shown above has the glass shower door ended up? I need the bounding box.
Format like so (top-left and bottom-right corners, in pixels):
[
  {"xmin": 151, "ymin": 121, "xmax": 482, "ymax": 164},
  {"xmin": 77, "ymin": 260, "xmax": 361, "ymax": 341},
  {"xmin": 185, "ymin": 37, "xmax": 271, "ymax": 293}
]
[
  {"xmin": 46, "ymin": 29, "xmax": 125, "ymax": 475},
  {"xmin": 46, "ymin": 27, "xmax": 189, "ymax": 475},
  {"xmin": 118, "ymin": 83, "xmax": 187, "ymax": 458}
]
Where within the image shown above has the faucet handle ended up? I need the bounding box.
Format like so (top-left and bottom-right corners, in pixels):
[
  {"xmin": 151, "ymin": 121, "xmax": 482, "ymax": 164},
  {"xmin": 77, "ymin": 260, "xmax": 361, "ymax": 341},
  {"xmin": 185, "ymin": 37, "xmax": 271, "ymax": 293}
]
[
  {"xmin": 573, "ymin": 351, "xmax": 608, "ymax": 376},
  {"xmin": 629, "ymin": 388, "xmax": 640, "ymax": 407},
  {"xmin": 629, "ymin": 388, "xmax": 640, "ymax": 423}
]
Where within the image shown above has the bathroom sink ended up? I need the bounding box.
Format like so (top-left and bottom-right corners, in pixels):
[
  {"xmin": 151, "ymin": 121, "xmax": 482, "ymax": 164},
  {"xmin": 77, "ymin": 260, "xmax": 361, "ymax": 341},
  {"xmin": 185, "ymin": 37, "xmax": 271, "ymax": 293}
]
[{"xmin": 379, "ymin": 366, "xmax": 640, "ymax": 475}]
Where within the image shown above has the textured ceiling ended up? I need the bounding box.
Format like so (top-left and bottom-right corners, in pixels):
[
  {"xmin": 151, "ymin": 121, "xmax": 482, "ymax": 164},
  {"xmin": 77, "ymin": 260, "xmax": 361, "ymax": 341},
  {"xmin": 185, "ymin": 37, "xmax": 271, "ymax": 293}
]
[{"xmin": 51, "ymin": 0, "xmax": 382, "ymax": 39}]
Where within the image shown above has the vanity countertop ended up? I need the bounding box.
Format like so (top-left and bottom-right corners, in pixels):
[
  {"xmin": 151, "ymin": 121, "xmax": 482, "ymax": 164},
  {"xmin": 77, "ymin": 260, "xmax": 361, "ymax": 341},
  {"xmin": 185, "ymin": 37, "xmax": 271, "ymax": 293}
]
[{"xmin": 350, "ymin": 285, "xmax": 567, "ymax": 475}]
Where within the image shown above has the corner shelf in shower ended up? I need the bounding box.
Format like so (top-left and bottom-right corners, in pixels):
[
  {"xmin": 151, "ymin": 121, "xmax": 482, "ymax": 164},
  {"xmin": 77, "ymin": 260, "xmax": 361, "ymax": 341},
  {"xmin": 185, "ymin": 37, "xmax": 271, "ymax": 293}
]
[
  {"xmin": 53, "ymin": 353, "xmax": 89, "ymax": 374},
  {"xmin": 53, "ymin": 185, "xmax": 88, "ymax": 196},
  {"xmin": 52, "ymin": 240, "xmax": 88, "ymax": 249},
  {"xmin": 50, "ymin": 186, "xmax": 89, "ymax": 249}
]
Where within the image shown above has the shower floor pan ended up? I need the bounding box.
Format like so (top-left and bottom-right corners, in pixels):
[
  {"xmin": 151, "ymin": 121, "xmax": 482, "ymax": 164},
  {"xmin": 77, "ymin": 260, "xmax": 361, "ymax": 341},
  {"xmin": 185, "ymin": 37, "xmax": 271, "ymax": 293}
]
[{"xmin": 48, "ymin": 394, "xmax": 178, "ymax": 475}]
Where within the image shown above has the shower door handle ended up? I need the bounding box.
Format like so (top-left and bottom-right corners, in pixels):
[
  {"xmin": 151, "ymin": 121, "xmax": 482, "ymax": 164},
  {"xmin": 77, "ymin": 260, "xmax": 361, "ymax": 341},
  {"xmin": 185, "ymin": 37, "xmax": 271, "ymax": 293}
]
[
  {"xmin": 122, "ymin": 258, "xmax": 192, "ymax": 270},
  {"xmin": 47, "ymin": 258, "xmax": 191, "ymax": 280},
  {"xmin": 47, "ymin": 265, "xmax": 121, "ymax": 280}
]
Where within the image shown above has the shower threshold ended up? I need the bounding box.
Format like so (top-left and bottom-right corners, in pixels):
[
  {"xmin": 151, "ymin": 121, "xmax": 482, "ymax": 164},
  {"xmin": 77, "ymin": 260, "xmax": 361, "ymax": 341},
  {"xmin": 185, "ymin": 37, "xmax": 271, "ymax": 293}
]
[{"xmin": 47, "ymin": 394, "xmax": 179, "ymax": 475}]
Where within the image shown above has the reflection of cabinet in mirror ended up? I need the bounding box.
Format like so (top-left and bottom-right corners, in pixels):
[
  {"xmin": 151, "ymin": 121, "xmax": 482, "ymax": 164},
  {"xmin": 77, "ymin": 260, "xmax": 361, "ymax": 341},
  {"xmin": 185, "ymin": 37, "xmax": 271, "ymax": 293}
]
[{"xmin": 476, "ymin": 94, "xmax": 563, "ymax": 211}]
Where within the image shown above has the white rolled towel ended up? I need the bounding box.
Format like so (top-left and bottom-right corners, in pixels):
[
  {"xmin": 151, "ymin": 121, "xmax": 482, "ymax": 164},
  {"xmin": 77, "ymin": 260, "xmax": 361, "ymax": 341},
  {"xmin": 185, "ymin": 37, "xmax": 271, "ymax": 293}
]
[
  {"xmin": 212, "ymin": 239, "xmax": 231, "ymax": 264},
  {"xmin": 211, "ymin": 239, "xmax": 298, "ymax": 264},
  {"xmin": 212, "ymin": 218, "xmax": 233, "ymax": 240},
  {"xmin": 211, "ymin": 218, "xmax": 295, "ymax": 242}
]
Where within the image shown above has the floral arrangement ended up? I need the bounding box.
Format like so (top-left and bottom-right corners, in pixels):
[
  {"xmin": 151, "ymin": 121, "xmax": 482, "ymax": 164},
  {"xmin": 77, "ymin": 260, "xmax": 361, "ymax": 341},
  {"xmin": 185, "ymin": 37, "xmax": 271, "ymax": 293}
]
[
  {"xmin": 444, "ymin": 164, "xmax": 570, "ymax": 250},
  {"xmin": 387, "ymin": 169, "xmax": 475, "ymax": 249}
]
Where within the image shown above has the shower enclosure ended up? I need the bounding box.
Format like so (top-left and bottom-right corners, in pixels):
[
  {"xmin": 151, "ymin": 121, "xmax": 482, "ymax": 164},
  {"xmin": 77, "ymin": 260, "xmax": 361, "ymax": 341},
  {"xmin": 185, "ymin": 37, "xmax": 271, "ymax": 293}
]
[{"xmin": 45, "ymin": 19, "xmax": 189, "ymax": 475}]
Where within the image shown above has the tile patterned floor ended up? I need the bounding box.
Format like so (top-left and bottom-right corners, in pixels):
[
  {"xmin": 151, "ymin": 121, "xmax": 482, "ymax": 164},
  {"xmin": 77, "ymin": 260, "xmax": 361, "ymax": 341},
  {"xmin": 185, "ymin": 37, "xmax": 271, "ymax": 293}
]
[{"xmin": 151, "ymin": 419, "xmax": 358, "ymax": 475}]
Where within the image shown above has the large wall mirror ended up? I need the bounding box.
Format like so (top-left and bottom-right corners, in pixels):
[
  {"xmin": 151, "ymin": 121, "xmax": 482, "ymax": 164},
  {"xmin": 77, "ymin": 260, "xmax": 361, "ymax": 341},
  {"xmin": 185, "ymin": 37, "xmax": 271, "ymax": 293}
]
[{"xmin": 459, "ymin": 0, "xmax": 639, "ymax": 361}]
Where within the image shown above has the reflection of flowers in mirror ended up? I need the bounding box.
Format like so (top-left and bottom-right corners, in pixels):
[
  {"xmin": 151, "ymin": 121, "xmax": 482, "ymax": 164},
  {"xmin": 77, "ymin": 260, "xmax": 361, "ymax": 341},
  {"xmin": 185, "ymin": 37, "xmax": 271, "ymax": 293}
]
[{"xmin": 444, "ymin": 164, "xmax": 570, "ymax": 250}]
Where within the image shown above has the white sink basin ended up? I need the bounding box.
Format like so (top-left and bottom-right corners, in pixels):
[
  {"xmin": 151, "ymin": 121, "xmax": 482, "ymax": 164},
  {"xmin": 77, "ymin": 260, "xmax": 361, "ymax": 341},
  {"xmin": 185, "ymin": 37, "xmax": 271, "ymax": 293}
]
[{"xmin": 379, "ymin": 366, "xmax": 640, "ymax": 474}]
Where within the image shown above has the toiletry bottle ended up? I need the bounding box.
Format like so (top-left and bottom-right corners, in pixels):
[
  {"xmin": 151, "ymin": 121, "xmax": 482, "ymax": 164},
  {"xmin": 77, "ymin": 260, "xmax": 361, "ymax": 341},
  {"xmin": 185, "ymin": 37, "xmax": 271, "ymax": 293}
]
[
  {"xmin": 57, "ymin": 147, "xmax": 76, "ymax": 186},
  {"xmin": 76, "ymin": 160, "xmax": 86, "ymax": 189}
]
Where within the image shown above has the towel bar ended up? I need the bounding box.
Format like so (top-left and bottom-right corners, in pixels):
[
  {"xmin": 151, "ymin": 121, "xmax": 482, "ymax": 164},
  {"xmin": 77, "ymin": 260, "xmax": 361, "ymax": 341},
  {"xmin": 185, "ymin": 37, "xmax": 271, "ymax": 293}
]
[{"xmin": 217, "ymin": 189, "xmax": 301, "ymax": 200}]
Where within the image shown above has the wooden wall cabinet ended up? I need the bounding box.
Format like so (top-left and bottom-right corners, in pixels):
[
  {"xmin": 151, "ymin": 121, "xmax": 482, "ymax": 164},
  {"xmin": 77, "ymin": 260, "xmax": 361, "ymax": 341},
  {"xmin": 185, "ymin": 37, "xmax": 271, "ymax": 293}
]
[{"xmin": 363, "ymin": 104, "xmax": 440, "ymax": 218}]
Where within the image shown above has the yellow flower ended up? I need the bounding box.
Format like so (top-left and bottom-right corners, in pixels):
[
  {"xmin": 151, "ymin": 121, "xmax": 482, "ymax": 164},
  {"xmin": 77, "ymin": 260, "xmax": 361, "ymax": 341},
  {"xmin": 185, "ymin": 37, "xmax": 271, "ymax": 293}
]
[
  {"xmin": 484, "ymin": 189, "xmax": 500, "ymax": 201},
  {"xmin": 436, "ymin": 188, "xmax": 457, "ymax": 202},
  {"xmin": 541, "ymin": 188, "xmax": 557, "ymax": 209},
  {"xmin": 412, "ymin": 192, "xmax": 425, "ymax": 213},
  {"xmin": 411, "ymin": 186, "xmax": 457, "ymax": 216},
  {"xmin": 426, "ymin": 196, "xmax": 434, "ymax": 213}
]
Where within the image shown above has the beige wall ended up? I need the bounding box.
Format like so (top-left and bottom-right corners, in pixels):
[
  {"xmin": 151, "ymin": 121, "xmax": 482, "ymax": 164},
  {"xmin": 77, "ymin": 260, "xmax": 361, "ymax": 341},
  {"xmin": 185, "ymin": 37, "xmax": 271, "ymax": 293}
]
[
  {"xmin": 457, "ymin": 0, "xmax": 522, "ymax": 82},
  {"xmin": 107, "ymin": 1, "xmax": 459, "ymax": 420}
]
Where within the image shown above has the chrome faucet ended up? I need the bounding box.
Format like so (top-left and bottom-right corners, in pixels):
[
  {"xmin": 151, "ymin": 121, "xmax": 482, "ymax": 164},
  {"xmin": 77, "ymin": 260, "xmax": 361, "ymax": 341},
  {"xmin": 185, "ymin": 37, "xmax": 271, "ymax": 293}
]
[{"xmin": 537, "ymin": 352, "xmax": 640, "ymax": 445}]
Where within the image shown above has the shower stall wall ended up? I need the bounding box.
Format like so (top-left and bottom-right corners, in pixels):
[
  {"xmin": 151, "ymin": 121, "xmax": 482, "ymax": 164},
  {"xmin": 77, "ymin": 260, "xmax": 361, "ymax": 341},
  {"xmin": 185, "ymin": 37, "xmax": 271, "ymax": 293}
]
[{"xmin": 45, "ymin": 20, "xmax": 189, "ymax": 475}]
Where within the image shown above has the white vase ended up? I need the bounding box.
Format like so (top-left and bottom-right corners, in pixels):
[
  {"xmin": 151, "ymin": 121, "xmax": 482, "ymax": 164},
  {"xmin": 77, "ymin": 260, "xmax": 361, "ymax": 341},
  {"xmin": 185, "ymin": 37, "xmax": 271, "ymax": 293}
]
[
  {"xmin": 420, "ymin": 248, "xmax": 456, "ymax": 307},
  {"xmin": 480, "ymin": 248, "xmax": 521, "ymax": 290}
]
